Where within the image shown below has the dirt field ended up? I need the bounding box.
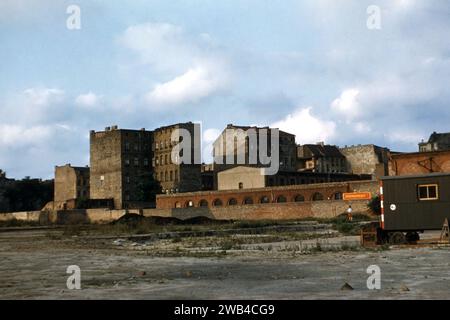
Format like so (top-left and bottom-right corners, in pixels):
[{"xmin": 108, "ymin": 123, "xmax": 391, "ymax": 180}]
[{"xmin": 1, "ymin": 221, "xmax": 449, "ymax": 300}]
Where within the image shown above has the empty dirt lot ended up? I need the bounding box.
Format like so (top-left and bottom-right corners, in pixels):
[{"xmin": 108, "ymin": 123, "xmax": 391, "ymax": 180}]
[{"xmin": 1, "ymin": 221, "xmax": 449, "ymax": 300}]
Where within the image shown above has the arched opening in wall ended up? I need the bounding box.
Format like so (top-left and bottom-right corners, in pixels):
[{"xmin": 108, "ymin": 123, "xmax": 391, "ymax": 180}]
[
  {"xmin": 228, "ymin": 198, "xmax": 238, "ymax": 206},
  {"xmin": 213, "ymin": 199, "xmax": 223, "ymax": 207},
  {"xmin": 199, "ymin": 199, "xmax": 208, "ymax": 207},
  {"xmin": 243, "ymin": 197, "xmax": 254, "ymax": 205},
  {"xmin": 276, "ymin": 195, "xmax": 287, "ymax": 203},
  {"xmin": 185, "ymin": 200, "xmax": 194, "ymax": 208},
  {"xmin": 333, "ymin": 192, "xmax": 343, "ymax": 200},
  {"xmin": 294, "ymin": 194, "xmax": 305, "ymax": 202},
  {"xmin": 260, "ymin": 196, "xmax": 270, "ymax": 204},
  {"xmin": 311, "ymin": 192, "xmax": 324, "ymax": 201},
  {"xmin": 174, "ymin": 202, "xmax": 182, "ymax": 208}
]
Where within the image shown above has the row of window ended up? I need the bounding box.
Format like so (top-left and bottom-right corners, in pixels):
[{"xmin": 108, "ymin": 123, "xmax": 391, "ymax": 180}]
[
  {"xmin": 154, "ymin": 154, "xmax": 179, "ymax": 166},
  {"xmin": 156, "ymin": 170, "xmax": 179, "ymax": 183},
  {"xmin": 124, "ymin": 158, "xmax": 149, "ymax": 167},
  {"xmin": 175, "ymin": 192, "xmax": 343, "ymax": 208}
]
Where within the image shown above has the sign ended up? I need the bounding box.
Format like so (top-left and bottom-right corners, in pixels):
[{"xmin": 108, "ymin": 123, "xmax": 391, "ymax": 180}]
[{"xmin": 343, "ymin": 192, "xmax": 372, "ymax": 201}]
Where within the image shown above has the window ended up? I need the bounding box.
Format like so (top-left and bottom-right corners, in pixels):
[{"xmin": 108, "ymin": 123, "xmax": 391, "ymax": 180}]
[
  {"xmin": 238, "ymin": 182, "xmax": 244, "ymax": 189},
  {"xmin": 186, "ymin": 200, "xmax": 194, "ymax": 207},
  {"xmin": 228, "ymin": 198, "xmax": 238, "ymax": 206},
  {"xmin": 294, "ymin": 195, "xmax": 305, "ymax": 202},
  {"xmin": 174, "ymin": 170, "xmax": 178, "ymax": 182},
  {"xmin": 260, "ymin": 196, "xmax": 270, "ymax": 204},
  {"xmin": 144, "ymin": 158, "xmax": 149, "ymax": 166},
  {"xmin": 213, "ymin": 199, "xmax": 223, "ymax": 207},
  {"xmin": 277, "ymin": 195, "xmax": 287, "ymax": 203},
  {"xmin": 333, "ymin": 192, "xmax": 343, "ymax": 200},
  {"xmin": 243, "ymin": 197, "xmax": 254, "ymax": 205},
  {"xmin": 170, "ymin": 171, "xmax": 173, "ymax": 181},
  {"xmin": 174, "ymin": 202, "xmax": 181, "ymax": 208},
  {"xmin": 134, "ymin": 158, "xmax": 139, "ymax": 166},
  {"xmin": 125, "ymin": 159, "xmax": 130, "ymax": 167},
  {"xmin": 418, "ymin": 184, "xmax": 439, "ymax": 201},
  {"xmin": 312, "ymin": 192, "xmax": 324, "ymax": 201},
  {"xmin": 125, "ymin": 142, "xmax": 130, "ymax": 151}
]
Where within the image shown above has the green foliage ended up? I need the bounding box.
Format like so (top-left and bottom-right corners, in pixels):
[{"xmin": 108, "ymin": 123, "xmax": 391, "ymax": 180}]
[
  {"xmin": 368, "ymin": 195, "xmax": 381, "ymax": 215},
  {"xmin": 3, "ymin": 178, "xmax": 53, "ymax": 212}
]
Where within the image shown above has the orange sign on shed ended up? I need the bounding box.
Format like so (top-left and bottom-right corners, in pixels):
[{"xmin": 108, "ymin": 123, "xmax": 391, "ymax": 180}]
[{"xmin": 343, "ymin": 192, "xmax": 372, "ymax": 201}]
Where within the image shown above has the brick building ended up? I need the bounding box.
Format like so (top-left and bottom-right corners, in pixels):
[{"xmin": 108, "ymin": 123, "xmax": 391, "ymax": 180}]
[
  {"xmin": 340, "ymin": 144, "xmax": 391, "ymax": 179},
  {"xmin": 156, "ymin": 180, "xmax": 378, "ymax": 210},
  {"xmin": 388, "ymin": 150, "xmax": 450, "ymax": 176},
  {"xmin": 90, "ymin": 126, "xmax": 154, "ymax": 209},
  {"xmin": 419, "ymin": 131, "xmax": 450, "ymax": 152},
  {"xmin": 54, "ymin": 164, "xmax": 89, "ymax": 209},
  {"xmin": 153, "ymin": 122, "xmax": 202, "ymax": 194},
  {"xmin": 297, "ymin": 143, "xmax": 347, "ymax": 173}
]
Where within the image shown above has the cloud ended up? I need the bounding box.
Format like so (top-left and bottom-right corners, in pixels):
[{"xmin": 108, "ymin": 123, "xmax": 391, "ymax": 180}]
[
  {"xmin": 0, "ymin": 124, "xmax": 52, "ymax": 148},
  {"xmin": 331, "ymin": 89, "xmax": 360, "ymax": 121},
  {"xmin": 145, "ymin": 64, "xmax": 228, "ymax": 107},
  {"xmin": 118, "ymin": 22, "xmax": 231, "ymax": 107},
  {"xmin": 23, "ymin": 87, "xmax": 64, "ymax": 107},
  {"xmin": 75, "ymin": 92, "xmax": 103, "ymax": 107},
  {"xmin": 272, "ymin": 107, "xmax": 336, "ymax": 145}
]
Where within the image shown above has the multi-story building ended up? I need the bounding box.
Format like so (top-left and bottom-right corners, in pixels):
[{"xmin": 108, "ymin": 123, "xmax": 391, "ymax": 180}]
[
  {"xmin": 54, "ymin": 164, "xmax": 89, "ymax": 209},
  {"xmin": 153, "ymin": 122, "xmax": 202, "ymax": 194},
  {"xmin": 213, "ymin": 124, "xmax": 297, "ymax": 172},
  {"xmin": 419, "ymin": 132, "xmax": 450, "ymax": 152},
  {"xmin": 297, "ymin": 143, "xmax": 347, "ymax": 173},
  {"xmin": 90, "ymin": 126, "xmax": 153, "ymax": 209}
]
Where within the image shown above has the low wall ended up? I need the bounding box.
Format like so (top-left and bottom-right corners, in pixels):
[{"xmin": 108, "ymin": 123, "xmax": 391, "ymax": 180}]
[
  {"xmin": 144, "ymin": 200, "xmax": 371, "ymax": 221},
  {"xmin": 0, "ymin": 199, "xmax": 372, "ymax": 225}
]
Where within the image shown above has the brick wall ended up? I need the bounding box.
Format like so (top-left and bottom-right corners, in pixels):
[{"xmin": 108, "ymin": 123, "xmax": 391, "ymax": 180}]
[{"xmin": 388, "ymin": 150, "xmax": 450, "ymax": 176}]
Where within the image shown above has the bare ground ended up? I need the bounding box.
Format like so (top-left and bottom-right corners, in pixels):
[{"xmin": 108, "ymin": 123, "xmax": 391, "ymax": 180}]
[{"xmin": 1, "ymin": 225, "xmax": 449, "ymax": 300}]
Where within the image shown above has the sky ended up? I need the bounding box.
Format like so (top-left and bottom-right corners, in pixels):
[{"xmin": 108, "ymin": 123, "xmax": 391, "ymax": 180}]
[{"xmin": 1, "ymin": 0, "xmax": 450, "ymax": 179}]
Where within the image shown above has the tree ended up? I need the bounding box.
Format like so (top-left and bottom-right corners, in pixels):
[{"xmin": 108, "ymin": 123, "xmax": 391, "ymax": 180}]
[
  {"xmin": 368, "ymin": 194, "xmax": 381, "ymax": 215},
  {"xmin": 3, "ymin": 178, "xmax": 54, "ymax": 212}
]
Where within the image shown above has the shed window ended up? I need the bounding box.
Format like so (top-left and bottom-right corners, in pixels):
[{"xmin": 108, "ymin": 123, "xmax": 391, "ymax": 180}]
[{"xmin": 418, "ymin": 184, "xmax": 439, "ymax": 201}]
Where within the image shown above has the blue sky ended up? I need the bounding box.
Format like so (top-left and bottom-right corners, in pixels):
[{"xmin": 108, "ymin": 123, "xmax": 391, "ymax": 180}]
[{"xmin": 1, "ymin": 0, "xmax": 450, "ymax": 179}]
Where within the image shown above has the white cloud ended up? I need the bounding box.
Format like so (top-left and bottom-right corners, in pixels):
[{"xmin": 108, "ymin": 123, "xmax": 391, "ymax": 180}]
[
  {"xmin": 0, "ymin": 124, "xmax": 52, "ymax": 148},
  {"xmin": 272, "ymin": 107, "xmax": 336, "ymax": 145},
  {"xmin": 75, "ymin": 92, "xmax": 103, "ymax": 107},
  {"xmin": 23, "ymin": 87, "xmax": 64, "ymax": 107},
  {"xmin": 331, "ymin": 88, "xmax": 360, "ymax": 120},
  {"xmin": 118, "ymin": 22, "xmax": 231, "ymax": 107},
  {"xmin": 145, "ymin": 64, "xmax": 228, "ymax": 107}
]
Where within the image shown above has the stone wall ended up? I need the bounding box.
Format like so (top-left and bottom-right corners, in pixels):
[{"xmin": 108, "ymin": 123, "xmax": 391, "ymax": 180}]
[{"xmin": 340, "ymin": 144, "xmax": 389, "ymax": 178}]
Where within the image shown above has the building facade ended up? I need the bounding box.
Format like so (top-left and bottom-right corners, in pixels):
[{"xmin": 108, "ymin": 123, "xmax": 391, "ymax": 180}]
[
  {"xmin": 340, "ymin": 144, "xmax": 391, "ymax": 179},
  {"xmin": 153, "ymin": 122, "xmax": 202, "ymax": 194},
  {"xmin": 419, "ymin": 132, "xmax": 450, "ymax": 152},
  {"xmin": 217, "ymin": 166, "xmax": 371, "ymax": 191},
  {"xmin": 54, "ymin": 164, "xmax": 89, "ymax": 209},
  {"xmin": 212, "ymin": 124, "xmax": 297, "ymax": 188},
  {"xmin": 388, "ymin": 150, "xmax": 450, "ymax": 176},
  {"xmin": 90, "ymin": 126, "xmax": 154, "ymax": 209},
  {"xmin": 297, "ymin": 143, "xmax": 347, "ymax": 173}
]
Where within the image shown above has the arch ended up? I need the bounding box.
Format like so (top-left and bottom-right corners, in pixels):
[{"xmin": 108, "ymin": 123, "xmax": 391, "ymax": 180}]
[
  {"xmin": 185, "ymin": 200, "xmax": 194, "ymax": 207},
  {"xmin": 276, "ymin": 195, "xmax": 287, "ymax": 203},
  {"xmin": 243, "ymin": 197, "xmax": 254, "ymax": 205},
  {"xmin": 311, "ymin": 192, "xmax": 324, "ymax": 201},
  {"xmin": 228, "ymin": 198, "xmax": 238, "ymax": 206},
  {"xmin": 213, "ymin": 199, "xmax": 223, "ymax": 207},
  {"xmin": 174, "ymin": 202, "xmax": 182, "ymax": 208},
  {"xmin": 260, "ymin": 195, "xmax": 270, "ymax": 204},
  {"xmin": 199, "ymin": 199, "xmax": 209, "ymax": 207},
  {"xmin": 294, "ymin": 194, "xmax": 305, "ymax": 202},
  {"xmin": 332, "ymin": 192, "xmax": 343, "ymax": 200}
]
